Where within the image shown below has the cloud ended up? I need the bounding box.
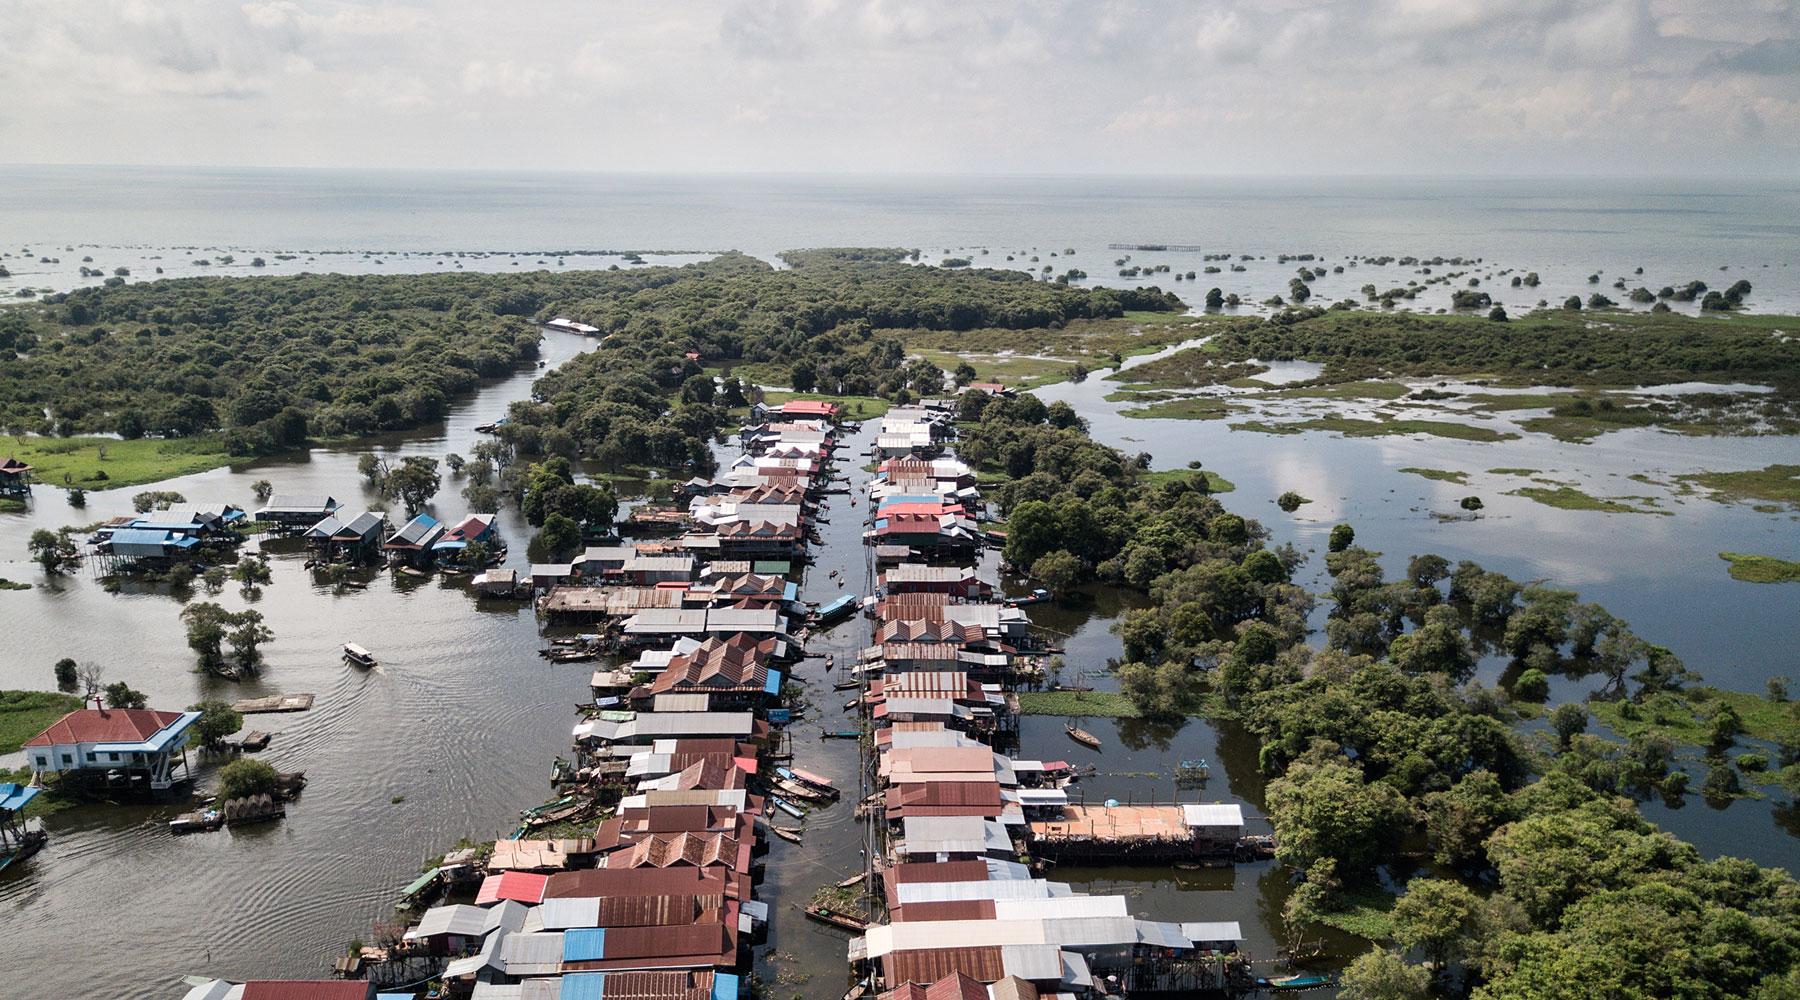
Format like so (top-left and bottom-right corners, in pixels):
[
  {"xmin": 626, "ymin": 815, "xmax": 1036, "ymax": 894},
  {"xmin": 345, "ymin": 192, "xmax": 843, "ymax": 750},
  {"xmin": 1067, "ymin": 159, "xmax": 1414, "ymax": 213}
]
[
  {"xmin": 0, "ymin": 0, "xmax": 1797, "ymax": 173},
  {"xmin": 1702, "ymin": 37, "xmax": 1800, "ymax": 75}
]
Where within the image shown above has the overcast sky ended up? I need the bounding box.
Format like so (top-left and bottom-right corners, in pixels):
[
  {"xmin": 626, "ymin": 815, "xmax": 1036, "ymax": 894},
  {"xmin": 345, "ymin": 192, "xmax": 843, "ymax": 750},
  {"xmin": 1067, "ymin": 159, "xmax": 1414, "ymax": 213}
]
[{"xmin": 2, "ymin": 0, "xmax": 1796, "ymax": 176}]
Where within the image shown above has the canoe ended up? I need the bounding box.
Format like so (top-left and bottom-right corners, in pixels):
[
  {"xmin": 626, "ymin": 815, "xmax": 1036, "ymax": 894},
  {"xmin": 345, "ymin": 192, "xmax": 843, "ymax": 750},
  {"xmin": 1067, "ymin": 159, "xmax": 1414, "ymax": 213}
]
[
  {"xmin": 1256, "ymin": 974, "xmax": 1333, "ymax": 991},
  {"xmin": 770, "ymin": 825, "xmax": 804, "ymax": 844},
  {"xmin": 772, "ymin": 796, "xmax": 806, "ymax": 818},
  {"xmin": 832, "ymin": 679, "xmax": 861, "ymax": 691},
  {"xmin": 821, "ymin": 730, "xmax": 861, "ymax": 740},
  {"xmin": 1065, "ymin": 723, "xmax": 1102, "ymax": 749}
]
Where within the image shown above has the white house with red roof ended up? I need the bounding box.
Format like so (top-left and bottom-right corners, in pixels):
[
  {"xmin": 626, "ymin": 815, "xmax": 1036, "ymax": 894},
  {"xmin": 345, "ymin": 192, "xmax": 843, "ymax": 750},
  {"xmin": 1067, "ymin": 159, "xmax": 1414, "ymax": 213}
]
[{"xmin": 23, "ymin": 705, "xmax": 201, "ymax": 791}]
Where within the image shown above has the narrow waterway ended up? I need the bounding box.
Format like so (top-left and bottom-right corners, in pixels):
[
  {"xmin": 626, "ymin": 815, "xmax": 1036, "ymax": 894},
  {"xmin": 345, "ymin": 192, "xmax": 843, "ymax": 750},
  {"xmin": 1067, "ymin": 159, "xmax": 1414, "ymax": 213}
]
[{"xmin": 0, "ymin": 331, "xmax": 604, "ymax": 997}]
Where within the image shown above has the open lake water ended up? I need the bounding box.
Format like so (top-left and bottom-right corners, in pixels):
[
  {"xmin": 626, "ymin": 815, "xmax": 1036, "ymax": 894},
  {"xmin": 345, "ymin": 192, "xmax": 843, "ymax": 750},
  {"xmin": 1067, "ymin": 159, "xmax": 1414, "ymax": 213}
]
[{"xmin": 1, "ymin": 168, "xmax": 1797, "ymax": 997}]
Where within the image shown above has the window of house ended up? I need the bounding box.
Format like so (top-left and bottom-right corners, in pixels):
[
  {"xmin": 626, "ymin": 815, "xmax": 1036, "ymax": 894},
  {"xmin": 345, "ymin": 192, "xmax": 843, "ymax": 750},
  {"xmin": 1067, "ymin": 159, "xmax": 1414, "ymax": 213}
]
[{"xmin": 61, "ymin": 754, "xmax": 73, "ymax": 765}]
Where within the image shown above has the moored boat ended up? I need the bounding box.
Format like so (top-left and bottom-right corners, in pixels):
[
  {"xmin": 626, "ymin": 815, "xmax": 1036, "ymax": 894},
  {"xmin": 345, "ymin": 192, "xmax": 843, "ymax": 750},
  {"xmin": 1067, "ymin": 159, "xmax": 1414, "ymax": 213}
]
[{"xmin": 1065, "ymin": 722, "xmax": 1102, "ymax": 749}]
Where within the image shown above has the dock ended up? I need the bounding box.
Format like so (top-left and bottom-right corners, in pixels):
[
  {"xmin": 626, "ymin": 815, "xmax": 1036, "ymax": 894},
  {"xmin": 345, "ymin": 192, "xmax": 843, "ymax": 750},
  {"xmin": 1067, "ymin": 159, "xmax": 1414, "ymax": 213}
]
[{"xmin": 231, "ymin": 693, "xmax": 314, "ymax": 714}]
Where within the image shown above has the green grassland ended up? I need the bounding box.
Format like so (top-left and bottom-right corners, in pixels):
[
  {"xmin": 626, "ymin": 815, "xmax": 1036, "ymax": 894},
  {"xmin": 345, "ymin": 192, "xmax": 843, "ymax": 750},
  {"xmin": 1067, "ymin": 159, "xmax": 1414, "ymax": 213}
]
[
  {"xmin": 1399, "ymin": 467, "xmax": 1470, "ymax": 484},
  {"xmin": 1677, "ymin": 464, "xmax": 1800, "ymax": 509},
  {"xmin": 1719, "ymin": 552, "xmax": 1800, "ymax": 584},
  {"xmin": 2, "ymin": 436, "xmax": 236, "ymax": 490},
  {"xmin": 1138, "ymin": 469, "xmax": 1236, "ymax": 493},
  {"xmin": 1505, "ymin": 486, "xmax": 1664, "ymax": 514},
  {"xmin": 1, "ymin": 690, "xmax": 84, "ymax": 755},
  {"xmin": 1588, "ymin": 688, "xmax": 1799, "ymax": 748},
  {"xmin": 905, "ymin": 313, "xmax": 1213, "ymax": 390},
  {"xmin": 1122, "ymin": 397, "xmax": 1242, "ymax": 421},
  {"xmin": 1230, "ymin": 415, "xmax": 1519, "ymax": 442},
  {"xmin": 1015, "ymin": 691, "xmax": 1142, "ymax": 717}
]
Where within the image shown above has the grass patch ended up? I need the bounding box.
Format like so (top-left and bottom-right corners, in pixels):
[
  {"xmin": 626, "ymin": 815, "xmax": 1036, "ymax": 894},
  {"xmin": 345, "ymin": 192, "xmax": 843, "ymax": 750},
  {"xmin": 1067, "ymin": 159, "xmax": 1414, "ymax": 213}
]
[
  {"xmin": 752, "ymin": 392, "xmax": 893, "ymax": 420},
  {"xmin": 1459, "ymin": 391, "xmax": 1589, "ymax": 412},
  {"xmin": 1123, "ymin": 397, "xmax": 1241, "ymax": 421},
  {"xmin": 1106, "ymin": 348, "xmax": 1268, "ymax": 390},
  {"xmin": 0, "ymin": 690, "xmax": 85, "ymax": 755},
  {"xmin": 1266, "ymin": 380, "xmax": 1412, "ymax": 402},
  {"xmin": 907, "ymin": 315, "xmax": 1215, "ymax": 389},
  {"xmin": 0, "ymin": 578, "xmax": 31, "ymax": 591},
  {"xmin": 1399, "ymin": 467, "xmax": 1470, "ymax": 485},
  {"xmin": 1316, "ymin": 885, "xmax": 1398, "ymax": 941},
  {"xmin": 1676, "ymin": 464, "xmax": 1800, "ymax": 509},
  {"xmin": 1487, "ymin": 468, "xmax": 1541, "ymax": 476},
  {"xmin": 1719, "ymin": 552, "xmax": 1800, "ymax": 584},
  {"xmin": 1016, "ymin": 691, "xmax": 1142, "ymax": 718},
  {"xmin": 1232, "ymin": 416, "xmax": 1518, "ymax": 442},
  {"xmin": 1588, "ymin": 688, "xmax": 1800, "ymax": 749},
  {"xmin": 1140, "ymin": 469, "xmax": 1236, "ymax": 493},
  {"xmin": 1505, "ymin": 486, "xmax": 1660, "ymax": 514},
  {"xmin": 2, "ymin": 436, "xmax": 236, "ymax": 490}
]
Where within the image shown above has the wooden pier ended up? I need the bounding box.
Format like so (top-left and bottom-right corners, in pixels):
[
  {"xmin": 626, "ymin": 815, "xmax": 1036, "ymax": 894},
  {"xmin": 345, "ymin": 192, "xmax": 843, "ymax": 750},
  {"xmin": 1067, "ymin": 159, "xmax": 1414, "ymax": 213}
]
[{"xmin": 232, "ymin": 693, "xmax": 314, "ymax": 714}]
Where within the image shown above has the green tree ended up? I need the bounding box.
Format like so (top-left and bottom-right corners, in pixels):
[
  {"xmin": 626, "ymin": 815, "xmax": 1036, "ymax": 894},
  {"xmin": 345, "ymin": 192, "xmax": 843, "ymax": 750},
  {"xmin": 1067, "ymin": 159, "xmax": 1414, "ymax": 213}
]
[
  {"xmin": 180, "ymin": 602, "xmax": 231, "ymax": 673},
  {"xmin": 790, "ymin": 361, "xmax": 817, "ymax": 392},
  {"xmin": 251, "ymin": 479, "xmax": 274, "ymax": 502},
  {"xmin": 103, "ymin": 681, "xmax": 147, "ymax": 709},
  {"xmin": 1392, "ymin": 878, "xmax": 1480, "ymax": 971},
  {"xmin": 231, "ymin": 554, "xmax": 272, "ymax": 593},
  {"xmin": 1339, "ymin": 949, "xmax": 1429, "ymax": 1000},
  {"xmin": 226, "ymin": 609, "xmax": 273, "ymax": 674},
  {"xmin": 1424, "ymin": 769, "xmax": 1514, "ymax": 871},
  {"xmin": 1328, "ymin": 523, "xmax": 1355, "ymax": 553},
  {"xmin": 356, "ymin": 452, "xmax": 388, "ymax": 488},
  {"xmin": 189, "ymin": 699, "xmax": 244, "ymax": 750},
  {"xmin": 1030, "ymin": 550, "xmax": 1081, "ymax": 592},
  {"xmin": 29, "ymin": 528, "xmax": 80, "ymax": 574},
  {"xmin": 1550, "ymin": 703, "xmax": 1588, "ymax": 749},
  {"xmin": 1513, "ymin": 668, "xmax": 1550, "ymax": 702},
  {"xmin": 1266, "ymin": 755, "xmax": 1413, "ymax": 873},
  {"xmin": 536, "ymin": 512, "xmax": 581, "ymax": 559},
  {"xmin": 1282, "ymin": 857, "xmax": 1340, "ymax": 953},
  {"xmin": 53, "ymin": 657, "xmax": 79, "ymax": 691},
  {"xmin": 216, "ymin": 757, "xmax": 278, "ymax": 801},
  {"xmin": 384, "ymin": 455, "xmax": 441, "ymax": 515}
]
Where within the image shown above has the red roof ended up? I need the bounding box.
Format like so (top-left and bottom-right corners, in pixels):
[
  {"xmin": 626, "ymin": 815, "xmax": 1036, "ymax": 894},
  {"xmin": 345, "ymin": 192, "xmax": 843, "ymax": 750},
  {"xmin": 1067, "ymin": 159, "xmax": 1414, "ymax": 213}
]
[
  {"xmin": 779, "ymin": 399, "xmax": 840, "ymax": 417},
  {"xmin": 474, "ymin": 870, "xmax": 548, "ymax": 905},
  {"xmin": 241, "ymin": 983, "xmax": 371, "ymax": 1000},
  {"xmin": 24, "ymin": 708, "xmax": 185, "ymax": 747}
]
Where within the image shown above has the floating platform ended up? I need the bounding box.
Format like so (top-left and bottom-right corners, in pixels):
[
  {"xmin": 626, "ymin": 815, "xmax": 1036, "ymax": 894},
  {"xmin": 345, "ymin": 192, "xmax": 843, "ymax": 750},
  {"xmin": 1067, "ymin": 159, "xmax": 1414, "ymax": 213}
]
[{"xmin": 232, "ymin": 693, "xmax": 314, "ymax": 714}]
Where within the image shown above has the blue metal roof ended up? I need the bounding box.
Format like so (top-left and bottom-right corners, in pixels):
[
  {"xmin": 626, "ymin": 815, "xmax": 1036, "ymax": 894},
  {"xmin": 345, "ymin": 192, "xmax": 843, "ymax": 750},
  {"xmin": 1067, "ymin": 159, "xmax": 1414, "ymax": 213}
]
[
  {"xmin": 877, "ymin": 494, "xmax": 940, "ymax": 508},
  {"xmin": 126, "ymin": 518, "xmax": 207, "ymax": 532},
  {"xmin": 763, "ymin": 670, "xmax": 783, "ymax": 696},
  {"xmin": 782, "ymin": 582, "xmax": 799, "ymax": 602},
  {"xmin": 0, "ymin": 782, "xmax": 40, "ymax": 813},
  {"xmin": 559, "ymin": 973, "xmax": 605, "ymax": 1000},
  {"xmin": 89, "ymin": 710, "xmax": 201, "ymax": 754},
  {"xmin": 713, "ymin": 971, "xmax": 740, "ymax": 1000},
  {"xmin": 562, "ymin": 927, "xmax": 606, "ymax": 962}
]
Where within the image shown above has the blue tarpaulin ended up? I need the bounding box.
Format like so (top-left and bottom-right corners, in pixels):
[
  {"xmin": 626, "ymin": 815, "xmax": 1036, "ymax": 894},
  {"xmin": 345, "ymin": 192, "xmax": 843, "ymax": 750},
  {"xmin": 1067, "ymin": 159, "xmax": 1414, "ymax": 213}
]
[
  {"xmin": 0, "ymin": 783, "xmax": 41, "ymax": 813},
  {"xmin": 713, "ymin": 971, "xmax": 740, "ymax": 1000},
  {"xmin": 559, "ymin": 973, "xmax": 606, "ymax": 1000},
  {"xmin": 763, "ymin": 670, "xmax": 783, "ymax": 696}
]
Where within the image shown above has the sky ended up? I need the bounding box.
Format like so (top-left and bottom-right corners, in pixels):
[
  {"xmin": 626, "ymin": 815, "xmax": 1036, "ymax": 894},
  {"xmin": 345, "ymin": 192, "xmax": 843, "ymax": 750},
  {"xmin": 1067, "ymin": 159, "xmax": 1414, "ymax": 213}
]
[{"xmin": 1, "ymin": 0, "xmax": 1797, "ymax": 176}]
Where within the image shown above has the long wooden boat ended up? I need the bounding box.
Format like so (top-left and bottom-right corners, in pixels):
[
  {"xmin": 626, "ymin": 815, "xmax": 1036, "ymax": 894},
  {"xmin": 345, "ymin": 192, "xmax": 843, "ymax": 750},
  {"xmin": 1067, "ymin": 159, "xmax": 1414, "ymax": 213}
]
[
  {"xmin": 1065, "ymin": 723, "xmax": 1102, "ymax": 749},
  {"xmin": 804, "ymin": 904, "xmax": 869, "ymax": 933},
  {"xmin": 832, "ymin": 678, "xmax": 860, "ymax": 691},
  {"xmin": 770, "ymin": 825, "xmax": 804, "ymax": 844},
  {"xmin": 772, "ymin": 796, "xmax": 806, "ymax": 819},
  {"xmin": 786, "ymin": 767, "xmax": 840, "ymax": 796},
  {"xmin": 834, "ymin": 872, "xmax": 867, "ymax": 889}
]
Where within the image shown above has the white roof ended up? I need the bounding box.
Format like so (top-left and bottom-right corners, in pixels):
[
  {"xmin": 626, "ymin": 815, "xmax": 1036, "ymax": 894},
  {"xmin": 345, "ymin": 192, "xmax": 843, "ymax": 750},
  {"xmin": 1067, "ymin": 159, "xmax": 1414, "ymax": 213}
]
[
  {"xmin": 998, "ymin": 944, "xmax": 1066, "ymax": 982},
  {"xmin": 895, "ymin": 879, "xmax": 1067, "ymax": 904},
  {"xmin": 498, "ymin": 931, "xmax": 566, "ymax": 976},
  {"xmin": 993, "ymin": 896, "xmax": 1129, "ymax": 921},
  {"xmin": 864, "ymin": 916, "xmax": 1137, "ymax": 957},
  {"xmin": 1182, "ymin": 803, "xmax": 1245, "ymax": 828},
  {"xmin": 1135, "ymin": 919, "xmax": 1191, "ymax": 949},
  {"xmin": 653, "ymin": 693, "xmax": 713, "ymax": 713},
  {"xmin": 538, "ymin": 896, "xmax": 602, "ymax": 929},
  {"xmin": 1180, "ymin": 920, "xmax": 1245, "ymax": 943}
]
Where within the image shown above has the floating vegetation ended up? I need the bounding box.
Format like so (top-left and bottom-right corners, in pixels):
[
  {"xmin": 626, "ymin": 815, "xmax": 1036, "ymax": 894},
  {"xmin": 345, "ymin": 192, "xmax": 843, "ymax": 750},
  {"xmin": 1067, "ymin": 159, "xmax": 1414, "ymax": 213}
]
[
  {"xmin": 1505, "ymin": 486, "xmax": 1664, "ymax": 515},
  {"xmin": 1399, "ymin": 467, "xmax": 1469, "ymax": 484},
  {"xmin": 1231, "ymin": 416, "xmax": 1519, "ymax": 442},
  {"xmin": 1718, "ymin": 552, "xmax": 1800, "ymax": 584},
  {"xmin": 1676, "ymin": 464, "xmax": 1800, "ymax": 509}
]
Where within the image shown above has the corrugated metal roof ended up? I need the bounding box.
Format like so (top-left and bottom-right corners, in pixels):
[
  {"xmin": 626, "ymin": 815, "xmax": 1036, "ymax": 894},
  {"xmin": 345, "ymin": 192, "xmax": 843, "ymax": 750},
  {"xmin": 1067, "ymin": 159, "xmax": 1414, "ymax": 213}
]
[
  {"xmin": 564, "ymin": 927, "xmax": 608, "ymax": 962},
  {"xmin": 881, "ymin": 947, "xmax": 1005, "ymax": 986},
  {"xmin": 540, "ymin": 896, "xmax": 603, "ymax": 930},
  {"xmin": 502, "ymin": 932, "xmax": 568, "ymax": 976},
  {"xmin": 1180, "ymin": 920, "xmax": 1244, "ymax": 943},
  {"xmin": 1133, "ymin": 919, "xmax": 1190, "ymax": 949},
  {"xmin": 992, "ymin": 897, "xmax": 1128, "ymax": 922},
  {"xmin": 1181, "ymin": 803, "xmax": 1245, "ymax": 828}
]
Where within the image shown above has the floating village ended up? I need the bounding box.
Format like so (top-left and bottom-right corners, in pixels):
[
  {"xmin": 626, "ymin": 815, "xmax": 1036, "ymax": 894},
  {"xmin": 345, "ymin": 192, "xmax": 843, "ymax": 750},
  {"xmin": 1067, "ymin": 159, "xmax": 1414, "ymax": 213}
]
[{"xmin": 6, "ymin": 386, "xmax": 1297, "ymax": 1000}]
